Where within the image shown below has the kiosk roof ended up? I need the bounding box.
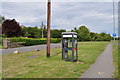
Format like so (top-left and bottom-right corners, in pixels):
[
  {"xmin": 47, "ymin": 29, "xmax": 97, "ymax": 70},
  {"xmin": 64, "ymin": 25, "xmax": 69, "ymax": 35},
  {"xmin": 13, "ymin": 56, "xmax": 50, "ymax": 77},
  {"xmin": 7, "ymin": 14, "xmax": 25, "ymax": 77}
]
[{"xmin": 62, "ymin": 32, "xmax": 77, "ymax": 35}]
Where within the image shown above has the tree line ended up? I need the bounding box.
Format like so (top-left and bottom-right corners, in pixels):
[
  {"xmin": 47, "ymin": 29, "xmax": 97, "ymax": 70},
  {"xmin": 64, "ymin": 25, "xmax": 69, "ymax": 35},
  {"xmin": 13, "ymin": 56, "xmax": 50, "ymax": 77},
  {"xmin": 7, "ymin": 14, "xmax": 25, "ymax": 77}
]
[
  {"xmin": 21, "ymin": 25, "xmax": 66, "ymax": 38},
  {"xmin": 0, "ymin": 18, "xmax": 66, "ymax": 38},
  {"xmin": 71, "ymin": 26, "xmax": 112, "ymax": 41},
  {"xmin": 0, "ymin": 18, "xmax": 112, "ymax": 41}
]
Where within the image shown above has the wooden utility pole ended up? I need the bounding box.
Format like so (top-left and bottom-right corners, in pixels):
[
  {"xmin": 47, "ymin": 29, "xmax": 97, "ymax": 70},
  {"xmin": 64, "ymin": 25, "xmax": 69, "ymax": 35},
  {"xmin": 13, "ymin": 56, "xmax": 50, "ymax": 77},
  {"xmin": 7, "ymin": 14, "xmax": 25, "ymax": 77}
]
[{"xmin": 46, "ymin": 0, "xmax": 51, "ymax": 57}]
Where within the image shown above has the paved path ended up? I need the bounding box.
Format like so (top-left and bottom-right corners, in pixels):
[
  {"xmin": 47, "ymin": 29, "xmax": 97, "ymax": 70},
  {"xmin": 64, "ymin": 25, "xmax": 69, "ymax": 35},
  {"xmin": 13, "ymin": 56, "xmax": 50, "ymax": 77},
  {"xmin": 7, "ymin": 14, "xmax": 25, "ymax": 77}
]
[
  {"xmin": 80, "ymin": 43, "xmax": 115, "ymax": 78},
  {"xmin": 0, "ymin": 43, "xmax": 61, "ymax": 55}
]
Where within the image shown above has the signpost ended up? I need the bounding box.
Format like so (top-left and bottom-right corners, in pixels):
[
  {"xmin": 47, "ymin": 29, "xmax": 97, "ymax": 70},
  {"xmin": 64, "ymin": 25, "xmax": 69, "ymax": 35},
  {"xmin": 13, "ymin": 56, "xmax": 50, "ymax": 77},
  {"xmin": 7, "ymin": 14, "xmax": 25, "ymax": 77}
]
[
  {"xmin": 113, "ymin": 33, "xmax": 116, "ymax": 37},
  {"xmin": 113, "ymin": 33, "xmax": 116, "ymax": 43}
]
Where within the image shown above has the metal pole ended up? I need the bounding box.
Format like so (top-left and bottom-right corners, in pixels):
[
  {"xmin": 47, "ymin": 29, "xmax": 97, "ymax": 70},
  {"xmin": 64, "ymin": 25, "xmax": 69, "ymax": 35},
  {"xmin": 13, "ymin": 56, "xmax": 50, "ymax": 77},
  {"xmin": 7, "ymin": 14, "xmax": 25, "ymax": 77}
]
[
  {"xmin": 41, "ymin": 22, "xmax": 44, "ymax": 38},
  {"xmin": 46, "ymin": 0, "xmax": 51, "ymax": 57},
  {"xmin": 76, "ymin": 38, "xmax": 78, "ymax": 61},
  {"xmin": 72, "ymin": 34, "xmax": 74, "ymax": 61},
  {"xmin": 113, "ymin": 0, "xmax": 116, "ymax": 43}
]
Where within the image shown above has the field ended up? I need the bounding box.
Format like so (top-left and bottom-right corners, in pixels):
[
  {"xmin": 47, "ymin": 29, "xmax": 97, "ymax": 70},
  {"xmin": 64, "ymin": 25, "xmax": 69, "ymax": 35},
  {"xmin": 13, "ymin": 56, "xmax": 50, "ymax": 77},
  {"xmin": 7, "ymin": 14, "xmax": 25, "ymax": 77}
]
[{"xmin": 2, "ymin": 42, "xmax": 110, "ymax": 78}]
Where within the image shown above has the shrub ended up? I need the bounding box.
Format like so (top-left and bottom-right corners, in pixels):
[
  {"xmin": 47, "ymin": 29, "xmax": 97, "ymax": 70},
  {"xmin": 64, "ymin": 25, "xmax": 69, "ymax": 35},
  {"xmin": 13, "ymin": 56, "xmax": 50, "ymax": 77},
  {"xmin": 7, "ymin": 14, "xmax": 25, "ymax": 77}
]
[{"xmin": 10, "ymin": 37, "xmax": 61, "ymax": 46}]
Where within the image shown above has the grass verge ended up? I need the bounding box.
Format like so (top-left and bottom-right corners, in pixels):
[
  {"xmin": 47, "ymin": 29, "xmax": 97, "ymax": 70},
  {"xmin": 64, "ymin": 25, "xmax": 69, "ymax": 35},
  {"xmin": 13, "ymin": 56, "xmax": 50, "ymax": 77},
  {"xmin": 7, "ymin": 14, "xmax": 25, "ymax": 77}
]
[
  {"xmin": 112, "ymin": 41, "xmax": 120, "ymax": 78},
  {"xmin": 2, "ymin": 42, "xmax": 110, "ymax": 78},
  {"xmin": 0, "ymin": 55, "xmax": 2, "ymax": 80},
  {"xmin": 0, "ymin": 45, "xmax": 2, "ymax": 49}
]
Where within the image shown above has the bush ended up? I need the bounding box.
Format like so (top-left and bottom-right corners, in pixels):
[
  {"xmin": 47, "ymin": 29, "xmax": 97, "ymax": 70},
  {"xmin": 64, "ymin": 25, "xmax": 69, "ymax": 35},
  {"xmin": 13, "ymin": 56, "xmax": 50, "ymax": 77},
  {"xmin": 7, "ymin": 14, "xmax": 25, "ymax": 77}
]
[
  {"xmin": 10, "ymin": 37, "xmax": 61, "ymax": 46},
  {"xmin": 0, "ymin": 37, "xmax": 2, "ymax": 45}
]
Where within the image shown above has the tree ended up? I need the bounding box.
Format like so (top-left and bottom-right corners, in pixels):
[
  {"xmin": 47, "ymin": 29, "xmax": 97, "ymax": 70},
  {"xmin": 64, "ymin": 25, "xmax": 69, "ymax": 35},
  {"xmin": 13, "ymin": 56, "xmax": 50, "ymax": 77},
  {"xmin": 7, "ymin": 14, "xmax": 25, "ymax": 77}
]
[
  {"xmin": 21, "ymin": 25, "xmax": 66, "ymax": 38},
  {"xmin": 0, "ymin": 15, "xmax": 5, "ymax": 35},
  {"xmin": 0, "ymin": 15, "xmax": 5, "ymax": 24},
  {"xmin": 72, "ymin": 26, "xmax": 90, "ymax": 41},
  {"xmin": 90, "ymin": 32, "xmax": 97, "ymax": 41},
  {"xmin": 96, "ymin": 34, "xmax": 103, "ymax": 41},
  {"xmin": 51, "ymin": 29, "xmax": 66, "ymax": 38},
  {"xmin": 21, "ymin": 26, "xmax": 40, "ymax": 38},
  {"xmin": 98, "ymin": 32, "xmax": 112, "ymax": 41},
  {"xmin": 43, "ymin": 26, "xmax": 47, "ymax": 38},
  {"xmin": 2, "ymin": 19, "xmax": 21, "ymax": 37}
]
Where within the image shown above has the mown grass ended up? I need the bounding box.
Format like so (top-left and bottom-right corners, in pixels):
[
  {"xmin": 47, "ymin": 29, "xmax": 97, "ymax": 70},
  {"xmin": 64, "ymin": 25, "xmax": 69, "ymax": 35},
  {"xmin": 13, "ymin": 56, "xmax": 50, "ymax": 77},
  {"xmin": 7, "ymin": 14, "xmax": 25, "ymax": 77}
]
[
  {"xmin": 0, "ymin": 45, "xmax": 2, "ymax": 49},
  {"xmin": 0, "ymin": 73, "xmax": 1, "ymax": 79},
  {"xmin": 0, "ymin": 55, "xmax": 2, "ymax": 80},
  {"xmin": 2, "ymin": 42, "xmax": 110, "ymax": 78},
  {"xmin": 112, "ymin": 41, "xmax": 120, "ymax": 78}
]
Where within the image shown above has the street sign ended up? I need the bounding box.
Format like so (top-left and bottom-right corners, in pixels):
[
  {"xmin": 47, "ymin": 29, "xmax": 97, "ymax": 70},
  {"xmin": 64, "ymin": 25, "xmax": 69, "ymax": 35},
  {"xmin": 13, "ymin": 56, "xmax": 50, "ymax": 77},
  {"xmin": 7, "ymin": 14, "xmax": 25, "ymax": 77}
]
[{"xmin": 113, "ymin": 33, "xmax": 116, "ymax": 37}]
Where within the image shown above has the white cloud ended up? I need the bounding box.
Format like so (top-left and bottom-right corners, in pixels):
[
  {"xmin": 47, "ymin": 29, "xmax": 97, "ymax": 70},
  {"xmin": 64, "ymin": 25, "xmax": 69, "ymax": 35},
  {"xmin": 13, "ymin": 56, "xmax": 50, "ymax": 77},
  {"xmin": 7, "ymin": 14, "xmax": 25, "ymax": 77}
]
[
  {"xmin": 1, "ymin": 0, "xmax": 119, "ymax": 2},
  {"xmin": 15, "ymin": 16, "xmax": 39, "ymax": 23},
  {"xmin": 1, "ymin": 2, "xmax": 118, "ymax": 36}
]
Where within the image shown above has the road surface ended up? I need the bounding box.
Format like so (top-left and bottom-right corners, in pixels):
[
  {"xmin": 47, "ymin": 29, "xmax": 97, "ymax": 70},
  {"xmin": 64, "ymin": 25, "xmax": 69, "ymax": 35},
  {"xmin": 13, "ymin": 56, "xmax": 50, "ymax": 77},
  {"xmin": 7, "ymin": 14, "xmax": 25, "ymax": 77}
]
[
  {"xmin": 80, "ymin": 43, "xmax": 115, "ymax": 78},
  {"xmin": 0, "ymin": 43, "xmax": 61, "ymax": 55}
]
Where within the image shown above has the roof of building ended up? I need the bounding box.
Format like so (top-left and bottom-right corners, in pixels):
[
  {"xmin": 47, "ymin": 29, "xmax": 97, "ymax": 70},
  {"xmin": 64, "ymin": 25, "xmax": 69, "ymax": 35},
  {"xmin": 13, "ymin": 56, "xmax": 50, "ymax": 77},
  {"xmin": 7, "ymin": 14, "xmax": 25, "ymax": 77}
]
[{"xmin": 62, "ymin": 32, "xmax": 77, "ymax": 35}]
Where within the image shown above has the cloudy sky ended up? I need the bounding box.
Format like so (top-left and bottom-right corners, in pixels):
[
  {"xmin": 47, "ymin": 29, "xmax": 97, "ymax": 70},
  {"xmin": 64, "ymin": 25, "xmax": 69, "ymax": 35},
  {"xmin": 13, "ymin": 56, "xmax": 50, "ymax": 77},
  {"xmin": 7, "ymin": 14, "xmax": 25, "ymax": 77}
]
[{"xmin": 1, "ymin": 1, "xmax": 118, "ymax": 36}]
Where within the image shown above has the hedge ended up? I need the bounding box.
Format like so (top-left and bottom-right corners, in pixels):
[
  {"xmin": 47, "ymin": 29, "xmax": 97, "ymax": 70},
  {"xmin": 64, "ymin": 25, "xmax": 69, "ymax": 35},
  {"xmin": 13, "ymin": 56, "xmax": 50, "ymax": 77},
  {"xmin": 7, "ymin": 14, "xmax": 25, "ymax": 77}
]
[
  {"xmin": 10, "ymin": 37, "xmax": 61, "ymax": 46},
  {"xmin": 0, "ymin": 37, "xmax": 2, "ymax": 45}
]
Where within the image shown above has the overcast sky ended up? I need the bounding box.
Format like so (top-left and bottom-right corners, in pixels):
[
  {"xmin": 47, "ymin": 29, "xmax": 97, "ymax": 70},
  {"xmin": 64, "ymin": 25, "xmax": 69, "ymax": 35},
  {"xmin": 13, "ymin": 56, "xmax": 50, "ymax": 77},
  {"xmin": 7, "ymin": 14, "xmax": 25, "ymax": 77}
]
[{"xmin": 1, "ymin": 2, "xmax": 118, "ymax": 36}]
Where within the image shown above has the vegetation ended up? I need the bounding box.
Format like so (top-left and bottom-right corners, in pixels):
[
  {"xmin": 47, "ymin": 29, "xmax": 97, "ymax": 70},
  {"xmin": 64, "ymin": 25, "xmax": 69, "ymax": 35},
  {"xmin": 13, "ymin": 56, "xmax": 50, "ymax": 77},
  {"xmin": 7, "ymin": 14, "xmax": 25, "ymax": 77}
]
[
  {"xmin": 21, "ymin": 26, "xmax": 66, "ymax": 38},
  {"xmin": 51, "ymin": 29, "xmax": 66, "ymax": 38},
  {"xmin": 0, "ymin": 15, "xmax": 5, "ymax": 28},
  {"xmin": 10, "ymin": 37, "xmax": 61, "ymax": 46},
  {"xmin": 21, "ymin": 26, "xmax": 47, "ymax": 38},
  {"xmin": 2, "ymin": 42, "xmax": 109, "ymax": 78},
  {"xmin": 113, "ymin": 41, "xmax": 120, "ymax": 78},
  {"xmin": 71, "ymin": 26, "xmax": 112, "ymax": 41},
  {"xmin": 0, "ymin": 45, "xmax": 2, "ymax": 49},
  {"xmin": 72, "ymin": 26, "xmax": 90, "ymax": 41},
  {"xmin": 2, "ymin": 19, "xmax": 21, "ymax": 37},
  {"xmin": 0, "ymin": 60, "xmax": 1, "ymax": 80},
  {"xmin": 0, "ymin": 16, "xmax": 112, "ymax": 42}
]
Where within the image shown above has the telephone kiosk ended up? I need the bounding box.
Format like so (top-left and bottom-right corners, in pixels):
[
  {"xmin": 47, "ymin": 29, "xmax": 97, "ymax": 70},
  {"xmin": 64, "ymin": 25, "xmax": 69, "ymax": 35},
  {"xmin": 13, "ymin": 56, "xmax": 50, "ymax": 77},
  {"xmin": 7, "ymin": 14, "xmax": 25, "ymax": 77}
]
[{"xmin": 62, "ymin": 32, "xmax": 78, "ymax": 62}]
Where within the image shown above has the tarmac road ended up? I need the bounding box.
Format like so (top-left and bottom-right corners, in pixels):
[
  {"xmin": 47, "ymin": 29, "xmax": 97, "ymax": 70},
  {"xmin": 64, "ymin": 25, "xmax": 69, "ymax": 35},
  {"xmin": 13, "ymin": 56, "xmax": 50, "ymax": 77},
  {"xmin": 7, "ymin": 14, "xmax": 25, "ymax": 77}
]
[
  {"xmin": 1, "ymin": 43, "xmax": 61, "ymax": 55},
  {"xmin": 80, "ymin": 43, "xmax": 115, "ymax": 78}
]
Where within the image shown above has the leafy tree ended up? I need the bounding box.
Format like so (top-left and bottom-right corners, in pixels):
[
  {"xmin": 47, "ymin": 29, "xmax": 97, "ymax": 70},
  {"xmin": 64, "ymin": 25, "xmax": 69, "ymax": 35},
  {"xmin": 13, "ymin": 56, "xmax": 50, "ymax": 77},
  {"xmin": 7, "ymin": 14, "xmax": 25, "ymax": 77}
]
[
  {"xmin": 51, "ymin": 29, "xmax": 60, "ymax": 38},
  {"xmin": 96, "ymin": 34, "xmax": 103, "ymax": 41},
  {"xmin": 43, "ymin": 26, "xmax": 47, "ymax": 38},
  {"xmin": 21, "ymin": 25, "xmax": 48, "ymax": 38},
  {"xmin": 90, "ymin": 32, "xmax": 97, "ymax": 41},
  {"xmin": 0, "ymin": 15, "xmax": 5, "ymax": 24},
  {"xmin": 72, "ymin": 26, "xmax": 112, "ymax": 41},
  {"xmin": 72, "ymin": 26, "xmax": 90, "ymax": 41},
  {"xmin": 0, "ymin": 15, "xmax": 5, "ymax": 35},
  {"xmin": 100, "ymin": 32, "xmax": 112, "ymax": 41},
  {"xmin": 51, "ymin": 29, "xmax": 66, "ymax": 38},
  {"xmin": 2, "ymin": 19, "xmax": 21, "ymax": 37},
  {"xmin": 21, "ymin": 26, "xmax": 40, "ymax": 38}
]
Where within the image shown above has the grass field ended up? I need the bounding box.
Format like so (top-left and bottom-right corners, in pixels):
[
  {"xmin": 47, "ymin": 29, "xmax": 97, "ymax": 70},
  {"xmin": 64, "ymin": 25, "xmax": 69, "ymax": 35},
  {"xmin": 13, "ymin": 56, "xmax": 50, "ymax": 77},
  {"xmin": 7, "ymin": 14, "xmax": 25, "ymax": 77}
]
[
  {"xmin": 2, "ymin": 42, "xmax": 110, "ymax": 78},
  {"xmin": 112, "ymin": 41, "xmax": 119, "ymax": 78},
  {"xmin": 0, "ymin": 45, "xmax": 2, "ymax": 49},
  {"xmin": 0, "ymin": 55, "xmax": 2, "ymax": 80}
]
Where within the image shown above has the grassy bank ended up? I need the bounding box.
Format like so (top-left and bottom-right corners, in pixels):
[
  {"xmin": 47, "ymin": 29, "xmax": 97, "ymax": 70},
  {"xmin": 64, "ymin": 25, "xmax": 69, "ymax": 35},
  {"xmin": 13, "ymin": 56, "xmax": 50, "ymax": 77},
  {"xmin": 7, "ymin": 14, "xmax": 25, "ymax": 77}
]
[
  {"xmin": 112, "ymin": 41, "xmax": 119, "ymax": 78},
  {"xmin": 2, "ymin": 42, "xmax": 110, "ymax": 78}
]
